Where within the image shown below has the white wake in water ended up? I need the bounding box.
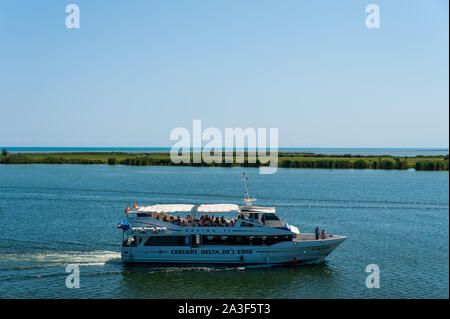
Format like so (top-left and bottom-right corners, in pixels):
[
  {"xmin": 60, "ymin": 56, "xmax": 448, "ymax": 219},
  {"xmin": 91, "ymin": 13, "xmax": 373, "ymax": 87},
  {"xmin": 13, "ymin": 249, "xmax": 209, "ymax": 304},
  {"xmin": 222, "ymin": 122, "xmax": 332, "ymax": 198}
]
[{"xmin": 0, "ymin": 250, "xmax": 121, "ymax": 267}]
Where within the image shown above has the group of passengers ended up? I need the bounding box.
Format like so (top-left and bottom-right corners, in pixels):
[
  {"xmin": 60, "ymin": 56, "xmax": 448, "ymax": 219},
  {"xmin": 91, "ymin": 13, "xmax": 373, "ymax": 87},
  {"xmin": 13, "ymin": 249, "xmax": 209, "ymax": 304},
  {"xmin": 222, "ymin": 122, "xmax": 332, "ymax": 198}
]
[
  {"xmin": 315, "ymin": 226, "xmax": 328, "ymax": 240},
  {"xmin": 160, "ymin": 214, "xmax": 235, "ymax": 227}
]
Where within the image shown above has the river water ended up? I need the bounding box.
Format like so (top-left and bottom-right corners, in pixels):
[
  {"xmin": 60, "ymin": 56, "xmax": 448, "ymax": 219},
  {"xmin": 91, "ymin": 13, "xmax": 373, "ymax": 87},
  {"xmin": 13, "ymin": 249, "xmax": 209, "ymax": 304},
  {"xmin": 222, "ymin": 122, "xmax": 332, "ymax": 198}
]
[{"xmin": 0, "ymin": 165, "xmax": 448, "ymax": 298}]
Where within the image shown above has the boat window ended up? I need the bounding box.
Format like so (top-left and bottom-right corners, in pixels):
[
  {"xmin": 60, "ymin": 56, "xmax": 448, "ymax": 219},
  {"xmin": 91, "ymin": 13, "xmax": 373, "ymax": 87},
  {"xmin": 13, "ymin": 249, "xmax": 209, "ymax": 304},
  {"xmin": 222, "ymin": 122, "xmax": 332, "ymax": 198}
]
[
  {"xmin": 202, "ymin": 235, "xmax": 251, "ymax": 245},
  {"xmin": 240, "ymin": 221, "xmax": 254, "ymax": 227},
  {"xmin": 263, "ymin": 213, "xmax": 279, "ymax": 221},
  {"xmin": 190, "ymin": 234, "xmax": 200, "ymax": 247},
  {"xmin": 200, "ymin": 235, "xmax": 291, "ymax": 245},
  {"xmin": 144, "ymin": 236, "xmax": 188, "ymax": 246},
  {"xmin": 137, "ymin": 213, "xmax": 152, "ymax": 218},
  {"xmin": 122, "ymin": 237, "xmax": 137, "ymax": 247}
]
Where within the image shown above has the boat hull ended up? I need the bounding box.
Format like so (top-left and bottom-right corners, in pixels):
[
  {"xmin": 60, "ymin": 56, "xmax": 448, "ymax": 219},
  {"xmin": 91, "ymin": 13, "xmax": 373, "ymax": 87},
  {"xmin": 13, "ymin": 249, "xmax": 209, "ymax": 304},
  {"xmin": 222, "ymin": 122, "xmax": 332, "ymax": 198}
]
[{"xmin": 121, "ymin": 235, "xmax": 346, "ymax": 265}]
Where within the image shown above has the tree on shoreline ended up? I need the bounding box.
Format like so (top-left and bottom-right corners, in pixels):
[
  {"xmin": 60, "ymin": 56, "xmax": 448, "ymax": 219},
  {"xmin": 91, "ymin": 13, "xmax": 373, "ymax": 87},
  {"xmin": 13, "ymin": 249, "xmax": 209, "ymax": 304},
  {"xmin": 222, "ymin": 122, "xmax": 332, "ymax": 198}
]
[{"xmin": 1, "ymin": 149, "xmax": 7, "ymax": 157}]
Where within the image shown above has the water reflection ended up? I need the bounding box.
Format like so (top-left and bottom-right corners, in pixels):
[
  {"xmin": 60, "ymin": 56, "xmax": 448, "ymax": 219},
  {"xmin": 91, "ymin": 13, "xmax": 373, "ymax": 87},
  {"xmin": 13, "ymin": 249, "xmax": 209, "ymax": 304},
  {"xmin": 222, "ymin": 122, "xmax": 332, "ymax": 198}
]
[{"xmin": 119, "ymin": 262, "xmax": 339, "ymax": 298}]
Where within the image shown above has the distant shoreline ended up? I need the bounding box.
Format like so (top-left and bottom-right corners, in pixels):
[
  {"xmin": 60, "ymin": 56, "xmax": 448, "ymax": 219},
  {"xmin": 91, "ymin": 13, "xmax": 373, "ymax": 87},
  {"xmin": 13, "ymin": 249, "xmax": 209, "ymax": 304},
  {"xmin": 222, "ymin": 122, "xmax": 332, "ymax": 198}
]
[
  {"xmin": 1, "ymin": 151, "xmax": 448, "ymax": 171},
  {"xmin": 1, "ymin": 147, "xmax": 449, "ymax": 157}
]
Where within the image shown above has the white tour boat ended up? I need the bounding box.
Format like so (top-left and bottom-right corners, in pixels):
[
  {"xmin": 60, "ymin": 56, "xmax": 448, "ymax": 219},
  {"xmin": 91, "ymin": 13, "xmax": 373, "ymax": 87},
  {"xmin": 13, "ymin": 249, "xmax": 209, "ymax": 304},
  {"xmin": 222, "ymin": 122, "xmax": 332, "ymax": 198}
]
[{"xmin": 118, "ymin": 175, "xmax": 346, "ymax": 265}]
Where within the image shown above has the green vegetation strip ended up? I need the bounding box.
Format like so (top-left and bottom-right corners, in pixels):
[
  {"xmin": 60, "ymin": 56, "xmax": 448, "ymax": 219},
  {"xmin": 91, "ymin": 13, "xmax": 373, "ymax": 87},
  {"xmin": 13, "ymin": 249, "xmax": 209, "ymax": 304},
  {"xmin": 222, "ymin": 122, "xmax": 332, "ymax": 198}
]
[{"xmin": 0, "ymin": 151, "xmax": 448, "ymax": 171}]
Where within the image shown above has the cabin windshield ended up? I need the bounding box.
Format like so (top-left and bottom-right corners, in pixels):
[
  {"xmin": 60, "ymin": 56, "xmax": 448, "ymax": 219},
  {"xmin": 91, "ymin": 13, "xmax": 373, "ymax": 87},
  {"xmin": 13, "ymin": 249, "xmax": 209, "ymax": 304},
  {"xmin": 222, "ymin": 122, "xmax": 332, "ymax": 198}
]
[{"xmin": 263, "ymin": 213, "xmax": 279, "ymax": 221}]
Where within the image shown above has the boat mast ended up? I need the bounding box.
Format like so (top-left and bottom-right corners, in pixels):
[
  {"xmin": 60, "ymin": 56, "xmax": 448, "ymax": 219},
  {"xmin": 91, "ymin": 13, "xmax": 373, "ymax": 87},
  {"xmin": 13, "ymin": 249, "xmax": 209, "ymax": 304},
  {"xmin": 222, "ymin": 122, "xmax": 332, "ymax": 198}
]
[{"xmin": 242, "ymin": 172, "xmax": 255, "ymax": 207}]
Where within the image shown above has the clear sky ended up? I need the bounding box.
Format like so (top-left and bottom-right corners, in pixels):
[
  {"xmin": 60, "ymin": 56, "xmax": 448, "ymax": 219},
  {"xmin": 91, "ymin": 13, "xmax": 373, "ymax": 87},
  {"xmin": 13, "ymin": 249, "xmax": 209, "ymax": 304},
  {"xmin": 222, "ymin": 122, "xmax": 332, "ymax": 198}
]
[{"xmin": 0, "ymin": 0, "xmax": 448, "ymax": 148}]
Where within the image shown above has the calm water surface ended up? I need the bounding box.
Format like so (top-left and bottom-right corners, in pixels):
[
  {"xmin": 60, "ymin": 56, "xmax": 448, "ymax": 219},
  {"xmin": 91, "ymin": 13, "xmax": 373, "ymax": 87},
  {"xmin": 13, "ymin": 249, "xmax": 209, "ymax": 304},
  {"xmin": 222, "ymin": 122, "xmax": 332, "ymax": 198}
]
[{"xmin": 0, "ymin": 165, "xmax": 448, "ymax": 298}]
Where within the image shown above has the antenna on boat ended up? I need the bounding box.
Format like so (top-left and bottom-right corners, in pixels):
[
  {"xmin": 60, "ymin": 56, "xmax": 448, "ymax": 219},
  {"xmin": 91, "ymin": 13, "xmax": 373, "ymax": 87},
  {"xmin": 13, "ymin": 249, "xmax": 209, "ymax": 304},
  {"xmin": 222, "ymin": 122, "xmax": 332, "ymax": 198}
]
[{"xmin": 242, "ymin": 172, "xmax": 256, "ymax": 207}]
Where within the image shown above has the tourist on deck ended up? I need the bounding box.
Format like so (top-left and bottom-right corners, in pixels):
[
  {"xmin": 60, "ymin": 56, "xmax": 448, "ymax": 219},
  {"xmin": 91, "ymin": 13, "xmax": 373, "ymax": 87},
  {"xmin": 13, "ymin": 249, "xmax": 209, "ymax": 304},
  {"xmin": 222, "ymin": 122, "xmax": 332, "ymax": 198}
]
[
  {"xmin": 174, "ymin": 216, "xmax": 183, "ymax": 226},
  {"xmin": 320, "ymin": 229, "xmax": 327, "ymax": 239},
  {"xmin": 315, "ymin": 227, "xmax": 320, "ymax": 240}
]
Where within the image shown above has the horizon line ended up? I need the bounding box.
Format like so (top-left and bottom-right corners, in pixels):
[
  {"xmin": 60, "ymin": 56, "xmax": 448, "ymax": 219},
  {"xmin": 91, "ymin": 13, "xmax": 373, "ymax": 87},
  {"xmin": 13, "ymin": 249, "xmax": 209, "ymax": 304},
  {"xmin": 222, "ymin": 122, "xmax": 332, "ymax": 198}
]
[{"xmin": 1, "ymin": 146, "xmax": 449, "ymax": 150}]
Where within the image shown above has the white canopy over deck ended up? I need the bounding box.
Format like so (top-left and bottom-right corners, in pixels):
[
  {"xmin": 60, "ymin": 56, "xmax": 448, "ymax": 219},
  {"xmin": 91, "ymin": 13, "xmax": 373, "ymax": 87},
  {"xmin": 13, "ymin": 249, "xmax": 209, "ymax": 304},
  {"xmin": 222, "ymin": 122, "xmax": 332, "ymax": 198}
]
[
  {"xmin": 197, "ymin": 204, "xmax": 239, "ymax": 213},
  {"xmin": 135, "ymin": 203, "xmax": 276, "ymax": 214},
  {"xmin": 137, "ymin": 204, "xmax": 195, "ymax": 213}
]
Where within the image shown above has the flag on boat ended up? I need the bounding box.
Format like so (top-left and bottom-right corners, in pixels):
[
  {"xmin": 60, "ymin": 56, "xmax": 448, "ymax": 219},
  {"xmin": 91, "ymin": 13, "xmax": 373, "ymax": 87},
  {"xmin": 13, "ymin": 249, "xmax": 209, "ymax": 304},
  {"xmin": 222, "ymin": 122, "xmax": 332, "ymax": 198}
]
[
  {"xmin": 124, "ymin": 206, "xmax": 131, "ymax": 214},
  {"xmin": 133, "ymin": 202, "xmax": 137, "ymax": 209}
]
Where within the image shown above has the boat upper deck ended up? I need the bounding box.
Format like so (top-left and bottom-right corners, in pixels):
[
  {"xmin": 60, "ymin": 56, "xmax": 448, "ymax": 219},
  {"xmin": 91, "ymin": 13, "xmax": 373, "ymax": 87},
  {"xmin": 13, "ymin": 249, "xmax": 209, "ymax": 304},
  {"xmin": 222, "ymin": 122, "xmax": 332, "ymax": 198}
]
[
  {"xmin": 126, "ymin": 203, "xmax": 281, "ymax": 228},
  {"xmin": 128, "ymin": 210, "xmax": 269, "ymax": 228}
]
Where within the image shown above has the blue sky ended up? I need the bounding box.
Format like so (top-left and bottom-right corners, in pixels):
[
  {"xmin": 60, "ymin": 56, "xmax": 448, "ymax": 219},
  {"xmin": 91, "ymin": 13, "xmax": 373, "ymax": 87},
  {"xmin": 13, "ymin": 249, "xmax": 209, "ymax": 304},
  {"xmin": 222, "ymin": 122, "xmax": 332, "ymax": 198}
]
[{"xmin": 0, "ymin": 0, "xmax": 448, "ymax": 147}]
